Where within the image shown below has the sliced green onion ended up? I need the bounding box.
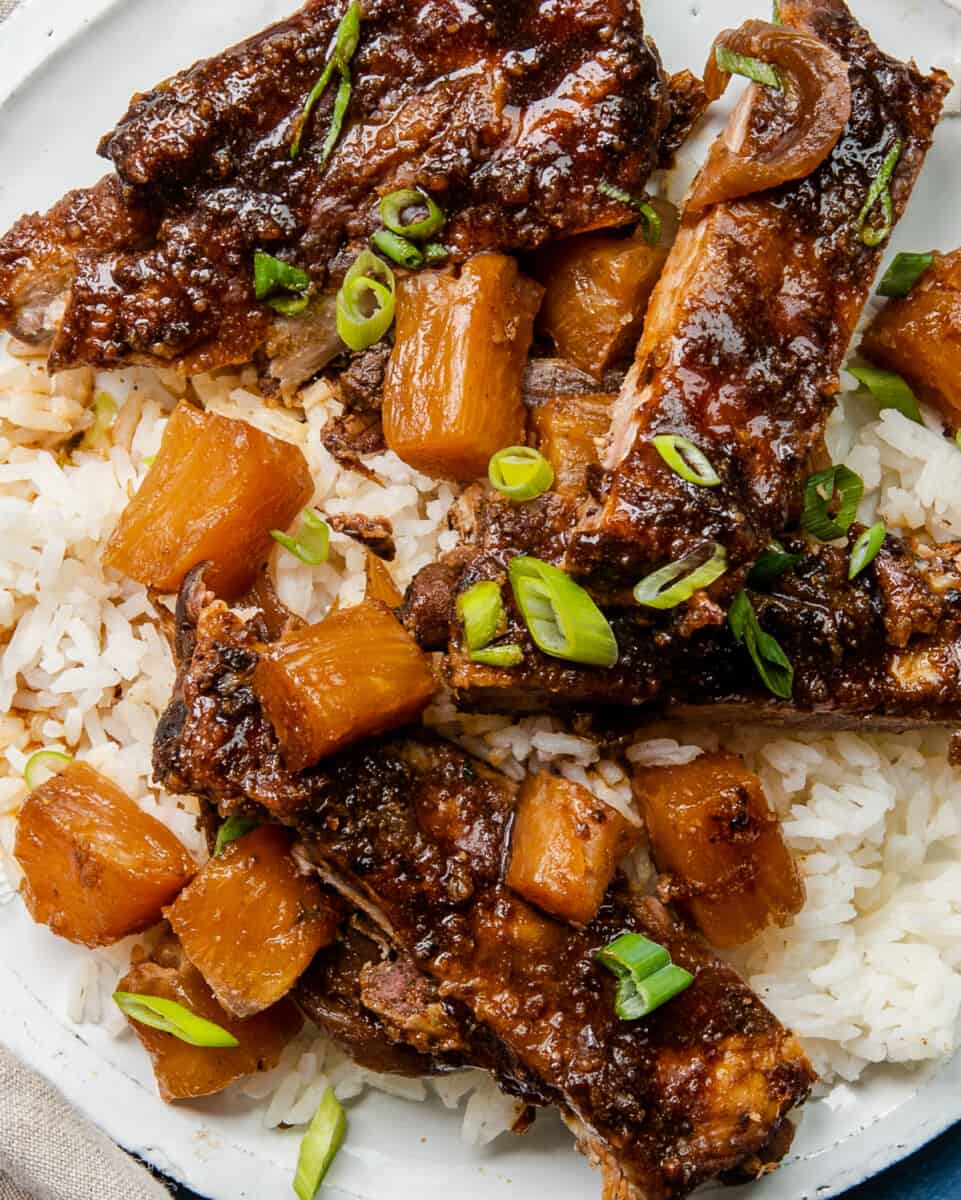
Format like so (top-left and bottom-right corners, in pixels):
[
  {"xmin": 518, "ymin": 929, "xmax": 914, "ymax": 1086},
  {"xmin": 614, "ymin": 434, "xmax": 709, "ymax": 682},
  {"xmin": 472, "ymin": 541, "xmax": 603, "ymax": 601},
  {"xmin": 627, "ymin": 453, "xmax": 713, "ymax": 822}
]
[
  {"xmin": 878, "ymin": 251, "xmax": 934, "ymax": 298},
  {"xmin": 856, "ymin": 140, "xmax": 902, "ymax": 247},
  {"xmin": 424, "ymin": 243, "xmax": 450, "ymax": 266},
  {"xmin": 456, "ymin": 581, "xmax": 505, "ymax": 652},
  {"xmin": 488, "ymin": 447, "xmax": 555, "ymax": 502},
  {"xmin": 294, "ymin": 1086, "xmax": 347, "ymax": 1200},
  {"xmin": 772, "ymin": 0, "xmax": 782, "ymax": 24},
  {"xmin": 595, "ymin": 932, "xmax": 693, "ymax": 1022},
  {"xmin": 290, "ymin": 1, "xmax": 361, "ymax": 161},
  {"xmin": 214, "ymin": 815, "xmax": 259, "ymax": 856},
  {"xmin": 597, "ymin": 179, "xmax": 662, "ymax": 246},
  {"xmin": 801, "ymin": 465, "xmax": 864, "ymax": 541},
  {"xmin": 470, "ymin": 644, "xmax": 524, "ymax": 668},
  {"xmin": 956, "ymin": 430, "xmax": 961, "ymax": 453},
  {"xmin": 849, "ymin": 522, "xmax": 886, "ymax": 580},
  {"xmin": 728, "ymin": 590, "xmax": 794, "ymax": 700},
  {"xmin": 271, "ymin": 510, "xmax": 330, "ymax": 565},
  {"xmin": 715, "ymin": 45, "xmax": 783, "ymax": 90},
  {"xmin": 848, "ymin": 365, "xmax": 921, "ymax": 424},
  {"xmin": 254, "ymin": 251, "xmax": 310, "ymax": 302},
  {"xmin": 379, "ymin": 189, "xmax": 445, "ymax": 241},
  {"xmin": 81, "ymin": 391, "xmax": 118, "ymax": 452},
  {"xmin": 113, "ymin": 992, "xmax": 239, "ymax": 1048},
  {"xmin": 652, "ymin": 434, "xmax": 720, "ymax": 487},
  {"xmin": 633, "ymin": 543, "xmax": 727, "ymax": 610},
  {"xmin": 508, "ymin": 557, "xmax": 618, "ymax": 669},
  {"xmin": 748, "ymin": 542, "xmax": 803, "ymax": 589},
  {"xmin": 371, "ymin": 230, "xmax": 424, "ymax": 270},
  {"xmin": 142, "ymin": 454, "xmax": 156, "ymax": 468},
  {"xmin": 23, "ymin": 750, "xmax": 73, "ymax": 791},
  {"xmin": 336, "ymin": 250, "xmax": 396, "ymax": 351}
]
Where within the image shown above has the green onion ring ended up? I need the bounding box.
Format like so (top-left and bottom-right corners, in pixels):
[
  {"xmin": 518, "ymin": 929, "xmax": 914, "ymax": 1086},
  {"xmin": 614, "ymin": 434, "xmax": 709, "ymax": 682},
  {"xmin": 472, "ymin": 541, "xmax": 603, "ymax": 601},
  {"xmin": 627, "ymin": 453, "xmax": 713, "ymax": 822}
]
[
  {"xmin": 294, "ymin": 1087, "xmax": 347, "ymax": 1200},
  {"xmin": 878, "ymin": 252, "xmax": 934, "ymax": 298},
  {"xmin": 113, "ymin": 992, "xmax": 239, "ymax": 1048},
  {"xmin": 254, "ymin": 251, "xmax": 311, "ymax": 302},
  {"xmin": 456, "ymin": 581, "xmax": 505, "ymax": 653},
  {"xmin": 290, "ymin": 1, "xmax": 361, "ymax": 161},
  {"xmin": 508, "ymin": 556, "xmax": 618, "ymax": 669},
  {"xmin": 728, "ymin": 590, "xmax": 794, "ymax": 700},
  {"xmin": 214, "ymin": 816, "xmax": 260, "ymax": 856},
  {"xmin": 595, "ymin": 933, "xmax": 693, "ymax": 1022},
  {"xmin": 423, "ymin": 243, "xmax": 450, "ymax": 266},
  {"xmin": 336, "ymin": 250, "xmax": 397, "ymax": 351},
  {"xmin": 849, "ymin": 522, "xmax": 886, "ymax": 580},
  {"xmin": 714, "ymin": 44, "xmax": 783, "ymax": 90},
  {"xmin": 488, "ymin": 446, "xmax": 555, "ymax": 502},
  {"xmin": 652, "ymin": 434, "xmax": 721, "ymax": 487},
  {"xmin": 379, "ymin": 189, "xmax": 446, "ymax": 241},
  {"xmin": 801, "ymin": 465, "xmax": 864, "ymax": 541},
  {"xmin": 271, "ymin": 509, "xmax": 330, "ymax": 566},
  {"xmin": 849, "ymin": 365, "xmax": 922, "ymax": 424},
  {"xmin": 633, "ymin": 543, "xmax": 727, "ymax": 610},
  {"xmin": 856, "ymin": 141, "xmax": 902, "ymax": 247},
  {"xmin": 597, "ymin": 179, "xmax": 662, "ymax": 246},
  {"xmin": 371, "ymin": 230, "xmax": 425, "ymax": 270},
  {"xmin": 596, "ymin": 932, "xmax": 670, "ymax": 981},
  {"xmin": 23, "ymin": 750, "xmax": 73, "ymax": 791},
  {"xmin": 470, "ymin": 644, "xmax": 524, "ymax": 668},
  {"xmin": 748, "ymin": 542, "xmax": 804, "ymax": 589}
]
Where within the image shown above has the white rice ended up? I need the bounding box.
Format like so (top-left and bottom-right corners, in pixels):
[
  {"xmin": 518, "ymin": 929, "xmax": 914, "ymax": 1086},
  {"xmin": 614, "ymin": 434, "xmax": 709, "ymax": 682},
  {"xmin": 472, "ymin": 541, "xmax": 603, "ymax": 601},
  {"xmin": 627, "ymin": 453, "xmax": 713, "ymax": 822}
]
[{"xmin": 5, "ymin": 321, "xmax": 961, "ymax": 1139}]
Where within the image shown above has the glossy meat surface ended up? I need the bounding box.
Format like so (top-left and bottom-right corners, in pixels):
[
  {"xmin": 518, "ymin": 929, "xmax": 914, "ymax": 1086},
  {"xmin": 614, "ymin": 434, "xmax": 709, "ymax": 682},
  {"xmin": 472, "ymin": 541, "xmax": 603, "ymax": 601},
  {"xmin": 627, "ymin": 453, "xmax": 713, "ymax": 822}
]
[
  {"xmin": 568, "ymin": 0, "xmax": 949, "ymax": 594},
  {"xmin": 0, "ymin": 0, "xmax": 669, "ymax": 374},
  {"xmin": 154, "ymin": 590, "xmax": 815, "ymax": 1199}
]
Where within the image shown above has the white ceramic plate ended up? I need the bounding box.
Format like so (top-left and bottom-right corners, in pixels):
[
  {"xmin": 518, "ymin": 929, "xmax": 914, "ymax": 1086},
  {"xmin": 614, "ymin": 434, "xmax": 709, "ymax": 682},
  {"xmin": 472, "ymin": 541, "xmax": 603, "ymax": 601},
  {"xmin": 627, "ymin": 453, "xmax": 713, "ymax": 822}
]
[{"xmin": 2, "ymin": 2, "xmax": 961, "ymax": 1197}]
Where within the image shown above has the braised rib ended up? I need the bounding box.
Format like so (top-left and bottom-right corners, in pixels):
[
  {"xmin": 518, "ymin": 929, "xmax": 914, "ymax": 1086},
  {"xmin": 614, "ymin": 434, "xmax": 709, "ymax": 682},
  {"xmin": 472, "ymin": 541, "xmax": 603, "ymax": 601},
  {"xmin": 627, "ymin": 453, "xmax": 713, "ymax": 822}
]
[
  {"xmin": 568, "ymin": 0, "xmax": 949, "ymax": 597},
  {"xmin": 154, "ymin": 583, "xmax": 815, "ymax": 1200},
  {"xmin": 0, "ymin": 0, "xmax": 672, "ymax": 376}
]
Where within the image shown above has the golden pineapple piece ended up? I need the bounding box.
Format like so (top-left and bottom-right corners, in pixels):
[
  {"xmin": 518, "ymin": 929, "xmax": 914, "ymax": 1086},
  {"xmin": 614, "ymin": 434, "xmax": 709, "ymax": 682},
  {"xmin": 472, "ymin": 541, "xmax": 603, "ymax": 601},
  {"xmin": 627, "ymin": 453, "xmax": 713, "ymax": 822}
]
[
  {"xmin": 14, "ymin": 762, "xmax": 196, "ymax": 948},
  {"xmin": 166, "ymin": 825, "xmax": 339, "ymax": 1018},
  {"xmin": 383, "ymin": 255, "xmax": 543, "ymax": 480},
  {"xmin": 118, "ymin": 936, "xmax": 302, "ymax": 1103},
  {"xmin": 633, "ymin": 751, "xmax": 805, "ymax": 948},
  {"xmin": 365, "ymin": 550, "xmax": 403, "ymax": 608},
  {"xmin": 104, "ymin": 400, "xmax": 313, "ymax": 599},
  {"xmin": 506, "ymin": 771, "xmax": 640, "ymax": 927},
  {"xmin": 531, "ymin": 393, "xmax": 615, "ymax": 495},
  {"xmin": 254, "ymin": 600, "xmax": 437, "ymax": 771}
]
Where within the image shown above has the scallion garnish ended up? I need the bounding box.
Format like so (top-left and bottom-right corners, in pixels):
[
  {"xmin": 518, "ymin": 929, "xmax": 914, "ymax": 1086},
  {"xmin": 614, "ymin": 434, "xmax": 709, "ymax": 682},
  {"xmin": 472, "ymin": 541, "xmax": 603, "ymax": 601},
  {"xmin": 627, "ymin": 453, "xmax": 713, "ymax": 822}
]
[
  {"xmin": 801, "ymin": 465, "xmax": 864, "ymax": 541},
  {"xmin": 956, "ymin": 430, "xmax": 961, "ymax": 453},
  {"xmin": 878, "ymin": 251, "xmax": 934, "ymax": 298},
  {"xmin": 271, "ymin": 509, "xmax": 330, "ymax": 565},
  {"xmin": 214, "ymin": 815, "xmax": 259, "ymax": 856},
  {"xmin": 849, "ymin": 522, "xmax": 886, "ymax": 580},
  {"xmin": 294, "ymin": 1086, "xmax": 347, "ymax": 1200},
  {"xmin": 595, "ymin": 932, "xmax": 693, "ymax": 1022},
  {"xmin": 81, "ymin": 391, "xmax": 118, "ymax": 452},
  {"xmin": 652, "ymin": 434, "xmax": 721, "ymax": 487},
  {"xmin": 456, "ymin": 581, "xmax": 505, "ymax": 653},
  {"xmin": 23, "ymin": 749, "xmax": 73, "ymax": 791},
  {"xmin": 371, "ymin": 230, "xmax": 424, "ymax": 270},
  {"xmin": 470, "ymin": 644, "xmax": 524, "ymax": 668},
  {"xmin": 728, "ymin": 590, "xmax": 794, "ymax": 699},
  {"xmin": 379, "ymin": 189, "xmax": 445, "ymax": 241},
  {"xmin": 714, "ymin": 45, "xmax": 783, "ymax": 90},
  {"xmin": 856, "ymin": 140, "xmax": 902, "ymax": 247},
  {"xmin": 748, "ymin": 542, "xmax": 803, "ymax": 589},
  {"xmin": 508, "ymin": 556, "xmax": 618, "ymax": 669},
  {"xmin": 254, "ymin": 251, "xmax": 312, "ymax": 314},
  {"xmin": 290, "ymin": 1, "xmax": 361, "ymax": 162},
  {"xmin": 849, "ymin": 365, "xmax": 922, "ymax": 424},
  {"xmin": 336, "ymin": 250, "xmax": 397, "ymax": 351},
  {"xmin": 424, "ymin": 243, "xmax": 450, "ymax": 266},
  {"xmin": 488, "ymin": 446, "xmax": 555, "ymax": 502},
  {"xmin": 113, "ymin": 992, "xmax": 239, "ymax": 1048},
  {"xmin": 597, "ymin": 179, "xmax": 661, "ymax": 246},
  {"xmin": 633, "ymin": 544, "xmax": 727, "ymax": 610}
]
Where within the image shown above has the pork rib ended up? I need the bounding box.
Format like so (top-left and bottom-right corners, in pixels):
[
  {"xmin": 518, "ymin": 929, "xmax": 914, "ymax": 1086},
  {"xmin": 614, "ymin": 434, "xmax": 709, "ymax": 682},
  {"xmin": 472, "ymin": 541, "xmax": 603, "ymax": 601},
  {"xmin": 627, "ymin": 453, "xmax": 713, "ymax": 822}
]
[
  {"xmin": 0, "ymin": 0, "xmax": 670, "ymax": 375},
  {"xmin": 568, "ymin": 0, "xmax": 949, "ymax": 596}
]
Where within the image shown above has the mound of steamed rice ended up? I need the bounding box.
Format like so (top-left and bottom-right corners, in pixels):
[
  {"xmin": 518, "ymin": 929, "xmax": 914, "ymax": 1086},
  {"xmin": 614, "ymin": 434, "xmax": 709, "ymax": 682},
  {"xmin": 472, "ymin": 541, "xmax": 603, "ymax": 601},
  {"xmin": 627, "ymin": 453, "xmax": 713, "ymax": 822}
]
[{"xmin": 3, "ymin": 322, "xmax": 961, "ymax": 1140}]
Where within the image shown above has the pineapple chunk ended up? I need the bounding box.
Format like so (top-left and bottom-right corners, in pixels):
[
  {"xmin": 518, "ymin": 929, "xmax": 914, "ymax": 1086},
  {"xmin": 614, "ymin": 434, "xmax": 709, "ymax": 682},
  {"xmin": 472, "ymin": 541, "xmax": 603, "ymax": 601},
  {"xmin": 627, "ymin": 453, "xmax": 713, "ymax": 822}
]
[
  {"xmin": 506, "ymin": 771, "xmax": 639, "ymax": 927},
  {"xmin": 14, "ymin": 762, "xmax": 195, "ymax": 948},
  {"xmin": 383, "ymin": 255, "xmax": 543, "ymax": 480},
  {"xmin": 254, "ymin": 600, "xmax": 437, "ymax": 771},
  {"xmin": 633, "ymin": 751, "xmax": 805, "ymax": 948},
  {"xmin": 104, "ymin": 400, "xmax": 313, "ymax": 599},
  {"xmin": 166, "ymin": 825, "xmax": 339, "ymax": 1018},
  {"xmin": 118, "ymin": 935, "xmax": 302, "ymax": 1102},
  {"xmin": 365, "ymin": 550, "xmax": 403, "ymax": 608},
  {"xmin": 531, "ymin": 393, "xmax": 615, "ymax": 496}
]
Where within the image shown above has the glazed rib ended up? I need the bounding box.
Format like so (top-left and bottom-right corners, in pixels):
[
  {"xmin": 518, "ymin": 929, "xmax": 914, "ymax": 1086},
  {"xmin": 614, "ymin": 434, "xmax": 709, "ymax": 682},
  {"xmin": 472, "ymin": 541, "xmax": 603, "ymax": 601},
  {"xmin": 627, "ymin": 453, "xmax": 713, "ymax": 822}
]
[
  {"xmin": 0, "ymin": 0, "xmax": 669, "ymax": 375},
  {"xmin": 154, "ymin": 587, "xmax": 814, "ymax": 1200},
  {"xmin": 568, "ymin": 0, "xmax": 949, "ymax": 595}
]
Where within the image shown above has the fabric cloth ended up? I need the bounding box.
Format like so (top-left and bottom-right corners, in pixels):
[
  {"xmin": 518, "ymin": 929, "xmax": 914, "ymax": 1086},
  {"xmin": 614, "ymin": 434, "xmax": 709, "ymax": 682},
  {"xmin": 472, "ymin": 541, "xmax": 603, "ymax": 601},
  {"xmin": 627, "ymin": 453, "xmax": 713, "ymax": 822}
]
[{"xmin": 0, "ymin": 1045, "xmax": 172, "ymax": 1200}]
